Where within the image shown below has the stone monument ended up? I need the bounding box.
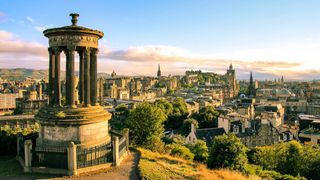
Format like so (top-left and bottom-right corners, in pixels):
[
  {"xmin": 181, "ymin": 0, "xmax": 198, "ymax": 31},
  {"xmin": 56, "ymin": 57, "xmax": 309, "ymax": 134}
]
[{"xmin": 35, "ymin": 13, "xmax": 111, "ymax": 149}]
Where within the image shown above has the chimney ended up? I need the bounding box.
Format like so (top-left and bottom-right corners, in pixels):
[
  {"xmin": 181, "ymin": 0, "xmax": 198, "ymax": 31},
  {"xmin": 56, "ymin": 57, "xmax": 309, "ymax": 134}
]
[{"xmin": 191, "ymin": 123, "xmax": 195, "ymax": 133}]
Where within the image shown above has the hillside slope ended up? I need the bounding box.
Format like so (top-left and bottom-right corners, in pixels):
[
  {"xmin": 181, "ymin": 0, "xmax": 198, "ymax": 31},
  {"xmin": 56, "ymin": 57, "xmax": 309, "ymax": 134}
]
[{"xmin": 138, "ymin": 148, "xmax": 259, "ymax": 180}]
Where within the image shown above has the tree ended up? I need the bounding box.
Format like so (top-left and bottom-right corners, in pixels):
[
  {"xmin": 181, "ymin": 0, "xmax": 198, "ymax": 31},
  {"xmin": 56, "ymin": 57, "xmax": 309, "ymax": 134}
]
[
  {"xmin": 196, "ymin": 106, "xmax": 219, "ymax": 128},
  {"xmin": 182, "ymin": 118, "xmax": 198, "ymax": 135},
  {"xmin": 115, "ymin": 103, "xmax": 128, "ymax": 112},
  {"xmin": 207, "ymin": 133, "xmax": 248, "ymax": 172},
  {"xmin": 125, "ymin": 102, "xmax": 167, "ymax": 149},
  {"xmin": 154, "ymin": 99, "xmax": 173, "ymax": 116},
  {"xmin": 275, "ymin": 141, "xmax": 303, "ymax": 176},
  {"xmin": 188, "ymin": 140, "xmax": 209, "ymax": 162},
  {"xmin": 167, "ymin": 98, "xmax": 188, "ymax": 129}
]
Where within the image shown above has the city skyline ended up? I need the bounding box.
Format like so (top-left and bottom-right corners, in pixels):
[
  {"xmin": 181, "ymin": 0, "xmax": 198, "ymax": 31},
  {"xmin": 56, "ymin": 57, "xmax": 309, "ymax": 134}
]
[{"xmin": 1, "ymin": 0, "xmax": 320, "ymax": 80}]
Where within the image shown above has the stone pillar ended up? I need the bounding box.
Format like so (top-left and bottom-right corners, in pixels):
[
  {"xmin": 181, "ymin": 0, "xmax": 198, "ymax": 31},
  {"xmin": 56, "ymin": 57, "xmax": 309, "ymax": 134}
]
[
  {"xmin": 53, "ymin": 47, "xmax": 61, "ymax": 107},
  {"xmin": 90, "ymin": 49, "xmax": 98, "ymax": 105},
  {"xmin": 24, "ymin": 140, "xmax": 32, "ymax": 172},
  {"xmin": 99, "ymin": 78, "xmax": 104, "ymax": 106},
  {"xmin": 123, "ymin": 128, "xmax": 130, "ymax": 152},
  {"xmin": 78, "ymin": 50, "xmax": 85, "ymax": 104},
  {"xmin": 48, "ymin": 48, "xmax": 55, "ymax": 106},
  {"xmin": 84, "ymin": 47, "xmax": 91, "ymax": 106},
  {"xmin": 112, "ymin": 136, "xmax": 119, "ymax": 166},
  {"xmin": 67, "ymin": 142, "xmax": 77, "ymax": 175},
  {"xmin": 16, "ymin": 134, "xmax": 21, "ymax": 158},
  {"xmin": 66, "ymin": 46, "xmax": 76, "ymax": 107}
]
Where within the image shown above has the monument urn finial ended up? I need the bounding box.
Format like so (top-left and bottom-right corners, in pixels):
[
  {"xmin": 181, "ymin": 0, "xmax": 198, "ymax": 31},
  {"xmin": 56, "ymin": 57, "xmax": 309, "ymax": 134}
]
[{"xmin": 70, "ymin": 13, "xmax": 79, "ymax": 26}]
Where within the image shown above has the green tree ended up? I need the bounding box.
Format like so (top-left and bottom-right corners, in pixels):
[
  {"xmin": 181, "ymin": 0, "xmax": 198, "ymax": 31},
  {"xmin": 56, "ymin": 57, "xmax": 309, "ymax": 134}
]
[
  {"xmin": 154, "ymin": 99, "xmax": 173, "ymax": 116},
  {"xmin": 125, "ymin": 102, "xmax": 166, "ymax": 149},
  {"xmin": 207, "ymin": 133, "xmax": 248, "ymax": 172},
  {"xmin": 188, "ymin": 140, "xmax": 209, "ymax": 162},
  {"xmin": 275, "ymin": 141, "xmax": 303, "ymax": 176},
  {"xmin": 182, "ymin": 118, "xmax": 198, "ymax": 135},
  {"xmin": 196, "ymin": 106, "xmax": 219, "ymax": 128},
  {"xmin": 167, "ymin": 97, "xmax": 188, "ymax": 129}
]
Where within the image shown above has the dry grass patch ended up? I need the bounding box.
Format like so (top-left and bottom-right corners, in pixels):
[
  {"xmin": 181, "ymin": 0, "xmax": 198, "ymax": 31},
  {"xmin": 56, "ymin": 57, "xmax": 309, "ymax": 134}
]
[{"xmin": 138, "ymin": 148, "xmax": 259, "ymax": 180}]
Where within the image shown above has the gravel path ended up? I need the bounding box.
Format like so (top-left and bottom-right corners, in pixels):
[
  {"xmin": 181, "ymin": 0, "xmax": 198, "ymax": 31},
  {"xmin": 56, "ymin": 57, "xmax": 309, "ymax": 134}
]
[{"xmin": 69, "ymin": 152, "xmax": 140, "ymax": 180}]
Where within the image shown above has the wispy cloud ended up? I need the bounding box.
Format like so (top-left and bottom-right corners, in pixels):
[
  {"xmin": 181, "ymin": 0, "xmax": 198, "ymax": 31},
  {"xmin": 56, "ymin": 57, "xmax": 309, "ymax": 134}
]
[
  {"xmin": 0, "ymin": 30, "xmax": 319, "ymax": 80},
  {"xmin": 0, "ymin": 11, "xmax": 7, "ymax": 23},
  {"xmin": 9, "ymin": 16, "xmax": 52, "ymax": 32}
]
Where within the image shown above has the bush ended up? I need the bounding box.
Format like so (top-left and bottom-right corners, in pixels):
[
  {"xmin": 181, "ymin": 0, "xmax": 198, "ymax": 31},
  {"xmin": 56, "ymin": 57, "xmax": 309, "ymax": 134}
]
[
  {"xmin": 207, "ymin": 133, "xmax": 248, "ymax": 172},
  {"xmin": 187, "ymin": 140, "xmax": 208, "ymax": 163},
  {"xmin": 170, "ymin": 144, "xmax": 194, "ymax": 160}
]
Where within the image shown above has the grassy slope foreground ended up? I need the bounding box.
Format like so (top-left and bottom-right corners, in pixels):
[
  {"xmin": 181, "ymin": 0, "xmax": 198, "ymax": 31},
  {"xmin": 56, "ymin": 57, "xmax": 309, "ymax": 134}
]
[{"xmin": 138, "ymin": 148, "xmax": 259, "ymax": 180}]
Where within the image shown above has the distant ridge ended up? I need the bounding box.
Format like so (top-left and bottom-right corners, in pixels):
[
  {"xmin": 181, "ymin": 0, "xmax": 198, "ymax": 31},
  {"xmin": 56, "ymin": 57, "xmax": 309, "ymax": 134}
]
[{"xmin": 0, "ymin": 68, "xmax": 110, "ymax": 81}]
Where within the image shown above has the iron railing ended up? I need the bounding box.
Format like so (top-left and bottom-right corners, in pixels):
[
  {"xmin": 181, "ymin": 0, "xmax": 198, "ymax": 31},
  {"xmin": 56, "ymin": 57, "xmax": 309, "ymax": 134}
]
[
  {"xmin": 76, "ymin": 142, "xmax": 112, "ymax": 169},
  {"xmin": 32, "ymin": 146, "xmax": 68, "ymax": 169}
]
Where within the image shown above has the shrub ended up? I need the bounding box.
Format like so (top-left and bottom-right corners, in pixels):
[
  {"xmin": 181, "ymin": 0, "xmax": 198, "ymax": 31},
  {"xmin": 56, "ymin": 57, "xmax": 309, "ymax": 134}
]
[{"xmin": 170, "ymin": 144, "xmax": 194, "ymax": 160}]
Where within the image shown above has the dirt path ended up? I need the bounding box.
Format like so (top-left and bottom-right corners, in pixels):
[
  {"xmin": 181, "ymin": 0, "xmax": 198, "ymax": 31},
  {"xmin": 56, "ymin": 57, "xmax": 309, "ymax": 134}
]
[{"xmin": 70, "ymin": 152, "xmax": 140, "ymax": 180}]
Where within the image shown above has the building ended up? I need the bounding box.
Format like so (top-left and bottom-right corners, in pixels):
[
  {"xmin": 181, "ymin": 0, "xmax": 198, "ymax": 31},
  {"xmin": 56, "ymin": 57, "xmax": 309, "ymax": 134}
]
[
  {"xmin": 157, "ymin": 64, "xmax": 161, "ymax": 78},
  {"xmin": 185, "ymin": 123, "xmax": 225, "ymax": 145},
  {"xmin": 0, "ymin": 93, "xmax": 19, "ymax": 112},
  {"xmin": 298, "ymin": 114, "xmax": 320, "ymax": 145},
  {"xmin": 15, "ymin": 90, "xmax": 48, "ymax": 114}
]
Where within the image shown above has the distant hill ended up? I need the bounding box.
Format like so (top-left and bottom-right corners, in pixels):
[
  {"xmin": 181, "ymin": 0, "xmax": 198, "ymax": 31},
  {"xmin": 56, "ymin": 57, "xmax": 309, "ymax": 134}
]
[
  {"xmin": 0, "ymin": 68, "xmax": 48, "ymax": 81},
  {"xmin": 0, "ymin": 68, "xmax": 110, "ymax": 81}
]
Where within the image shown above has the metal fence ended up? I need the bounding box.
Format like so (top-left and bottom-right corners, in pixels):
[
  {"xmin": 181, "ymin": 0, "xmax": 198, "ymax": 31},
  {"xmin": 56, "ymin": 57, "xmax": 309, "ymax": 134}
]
[
  {"xmin": 32, "ymin": 146, "xmax": 68, "ymax": 169},
  {"xmin": 76, "ymin": 142, "xmax": 113, "ymax": 169}
]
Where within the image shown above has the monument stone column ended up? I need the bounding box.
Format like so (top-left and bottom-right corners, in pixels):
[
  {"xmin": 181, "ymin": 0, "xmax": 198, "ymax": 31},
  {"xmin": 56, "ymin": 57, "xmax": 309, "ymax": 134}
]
[
  {"xmin": 90, "ymin": 48, "xmax": 98, "ymax": 105},
  {"xmin": 78, "ymin": 50, "xmax": 85, "ymax": 104},
  {"xmin": 53, "ymin": 47, "xmax": 61, "ymax": 107},
  {"xmin": 84, "ymin": 47, "xmax": 91, "ymax": 106},
  {"xmin": 48, "ymin": 48, "xmax": 55, "ymax": 106},
  {"xmin": 66, "ymin": 46, "xmax": 76, "ymax": 107}
]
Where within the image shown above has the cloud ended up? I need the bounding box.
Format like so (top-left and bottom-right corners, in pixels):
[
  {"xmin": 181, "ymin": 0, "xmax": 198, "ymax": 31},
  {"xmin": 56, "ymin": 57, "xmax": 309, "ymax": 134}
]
[
  {"xmin": 1, "ymin": 30, "xmax": 320, "ymax": 80},
  {"xmin": 0, "ymin": 12, "xmax": 6, "ymax": 23},
  {"xmin": 0, "ymin": 30, "xmax": 47, "ymax": 56},
  {"xmin": 26, "ymin": 16, "xmax": 35, "ymax": 23},
  {"xmin": 102, "ymin": 45, "xmax": 304, "ymax": 79}
]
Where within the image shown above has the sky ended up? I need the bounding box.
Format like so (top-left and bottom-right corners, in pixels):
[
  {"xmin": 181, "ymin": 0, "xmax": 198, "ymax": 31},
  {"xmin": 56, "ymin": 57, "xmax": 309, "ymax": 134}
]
[{"xmin": 1, "ymin": 0, "xmax": 320, "ymax": 80}]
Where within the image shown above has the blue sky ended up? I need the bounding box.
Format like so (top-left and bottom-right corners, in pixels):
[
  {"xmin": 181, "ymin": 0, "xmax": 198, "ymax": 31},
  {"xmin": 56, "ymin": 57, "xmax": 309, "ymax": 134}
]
[{"xmin": 1, "ymin": 0, "xmax": 320, "ymax": 79}]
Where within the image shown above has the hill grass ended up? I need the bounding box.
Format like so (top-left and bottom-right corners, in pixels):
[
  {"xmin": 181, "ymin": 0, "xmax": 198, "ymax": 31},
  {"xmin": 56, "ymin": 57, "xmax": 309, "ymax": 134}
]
[{"xmin": 137, "ymin": 148, "xmax": 259, "ymax": 180}]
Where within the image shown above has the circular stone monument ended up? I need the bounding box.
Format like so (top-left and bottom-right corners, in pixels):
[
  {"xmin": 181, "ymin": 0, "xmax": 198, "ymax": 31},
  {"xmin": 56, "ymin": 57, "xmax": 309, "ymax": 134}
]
[{"xmin": 35, "ymin": 13, "xmax": 111, "ymax": 148}]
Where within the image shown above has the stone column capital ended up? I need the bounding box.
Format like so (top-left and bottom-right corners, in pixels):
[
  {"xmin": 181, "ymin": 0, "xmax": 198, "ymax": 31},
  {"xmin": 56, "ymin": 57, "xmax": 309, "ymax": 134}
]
[
  {"xmin": 91, "ymin": 48, "xmax": 99, "ymax": 55},
  {"xmin": 52, "ymin": 47, "xmax": 62, "ymax": 55},
  {"xmin": 84, "ymin": 47, "xmax": 91, "ymax": 55},
  {"xmin": 67, "ymin": 46, "xmax": 77, "ymax": 52}
]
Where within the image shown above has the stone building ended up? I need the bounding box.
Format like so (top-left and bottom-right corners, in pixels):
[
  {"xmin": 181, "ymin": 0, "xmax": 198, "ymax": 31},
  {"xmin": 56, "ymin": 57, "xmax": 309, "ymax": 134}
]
[{"xmin": 15, "ymin": 90, "xmax": 48, "ymax": 114}]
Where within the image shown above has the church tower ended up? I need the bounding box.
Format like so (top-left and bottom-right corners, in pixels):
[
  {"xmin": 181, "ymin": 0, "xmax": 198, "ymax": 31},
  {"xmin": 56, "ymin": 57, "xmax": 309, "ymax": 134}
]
[
  {"xmin": 226, "ymin": 63, "xmax": 238, "ymax": 98},
  {"xmin": 157, "ymin": 64, "xmax": 161, "ymax": 77}
]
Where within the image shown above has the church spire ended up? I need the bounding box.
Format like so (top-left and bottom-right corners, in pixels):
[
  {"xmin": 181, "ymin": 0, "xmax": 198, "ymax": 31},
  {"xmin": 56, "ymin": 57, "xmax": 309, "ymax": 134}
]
[
  {"xmin": 157, "ymin": 64, "xmax": 161, "ymax": 77},
  {"xmin": 247, "ymin": 72, "xmax": 255, "ymax": 97},
  {"xmin": 229, "ymin": 63, "xmax": 233, "ymax": 70}
]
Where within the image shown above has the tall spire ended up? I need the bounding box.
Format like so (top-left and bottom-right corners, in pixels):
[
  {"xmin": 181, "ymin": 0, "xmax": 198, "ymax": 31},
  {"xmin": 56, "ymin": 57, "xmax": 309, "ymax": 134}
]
[
  {"xmin": 247, "ymin": 72, "xmax": 255, "ymax": 97},
  {"xmin": 229, "ymin": 63, "xmax": 233, "ymax": 70},
  {"xmin": 157, "ymin": 64, "xmax": 161, "ymax": 77}
]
